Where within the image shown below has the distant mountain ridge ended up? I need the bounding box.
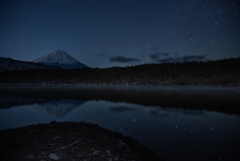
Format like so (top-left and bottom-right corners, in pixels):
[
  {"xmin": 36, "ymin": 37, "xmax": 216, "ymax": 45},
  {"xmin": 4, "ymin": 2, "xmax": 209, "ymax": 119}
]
[
  {"xmin": 32, "ymin": 50, "xmax": 89, "ymax": 69},
  {"xmin": 0, "ymin": 57, "xmax": 58, "ymax": 71}
]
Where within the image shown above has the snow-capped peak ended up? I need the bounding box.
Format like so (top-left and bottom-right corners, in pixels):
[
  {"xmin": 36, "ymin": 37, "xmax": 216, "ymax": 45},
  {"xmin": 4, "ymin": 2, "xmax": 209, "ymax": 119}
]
[
  {"xmin": 32, "ymin": 50, "xmax": 89, "ymax": 69},
  {"xmin": 33, "ymin": 50, "xmax": 79, "ymax": 64}
]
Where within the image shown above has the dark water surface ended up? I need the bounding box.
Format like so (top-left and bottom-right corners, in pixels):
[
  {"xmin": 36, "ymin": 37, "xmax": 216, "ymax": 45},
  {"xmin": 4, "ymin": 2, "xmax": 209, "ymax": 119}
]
[{"xmin": 0, "ymin": 84, "xmax": 240, "ymax": 161}]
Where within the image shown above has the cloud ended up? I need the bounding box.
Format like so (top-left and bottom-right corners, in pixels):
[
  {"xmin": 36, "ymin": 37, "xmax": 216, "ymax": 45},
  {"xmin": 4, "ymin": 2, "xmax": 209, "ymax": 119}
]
[
  {"xmin": 157, "ymin": 57, "xmax": 175, "ymax": 63},
  {"xmin": 174, "ymin": 54, "xmax": 207, "ymax": 62},
  {"xmin": 110, "ymin": 56, "xmax": 141, "ymax": 63},
  {"xmin": 179, "ymin": 55, "xmax": 206, "ymax": 61},
  {"xmin": 149, "ymin": 52, "xmax": 207, "ymax": 63},
  {"xmin": 150, "ymin": 52, "xmax": 170, "ymax": 60},
  {"xmin": 150, "ymin": 54, "xmax": 159, "ymax": 60}
]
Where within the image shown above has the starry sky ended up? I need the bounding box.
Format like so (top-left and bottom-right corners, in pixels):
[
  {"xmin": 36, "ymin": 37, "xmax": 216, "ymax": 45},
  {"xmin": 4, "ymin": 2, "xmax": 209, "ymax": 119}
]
[{"xmin": 0, "ymin": 0, "xmax": 240, "ymax": 68}]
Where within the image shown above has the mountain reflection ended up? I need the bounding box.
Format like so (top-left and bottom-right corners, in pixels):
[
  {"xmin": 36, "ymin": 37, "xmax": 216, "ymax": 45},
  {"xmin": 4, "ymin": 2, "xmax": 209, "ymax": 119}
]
[
  {"xmin": 34, "ymin": 99, "xmax": 86, "ymax": 117},
  {"xmin": 110, "ymin": 106, "xmax": 139, "ymax": 113},
  {"xmin": 0, "ymin": 84, "xmax": 239, "ymax": 115}
]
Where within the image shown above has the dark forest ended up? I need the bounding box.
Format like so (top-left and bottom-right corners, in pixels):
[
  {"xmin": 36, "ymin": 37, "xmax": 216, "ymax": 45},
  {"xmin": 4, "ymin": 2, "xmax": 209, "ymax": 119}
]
[{"xmin": 1, "ymin": 58, "xmax": 240, "ymax": 86}]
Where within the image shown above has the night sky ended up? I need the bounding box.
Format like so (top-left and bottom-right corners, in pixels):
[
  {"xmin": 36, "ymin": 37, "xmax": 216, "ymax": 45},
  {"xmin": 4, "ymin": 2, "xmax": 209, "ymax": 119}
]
[{"xmin": 0, "ymin": 0, "xmax": 240, "ymax": 68}]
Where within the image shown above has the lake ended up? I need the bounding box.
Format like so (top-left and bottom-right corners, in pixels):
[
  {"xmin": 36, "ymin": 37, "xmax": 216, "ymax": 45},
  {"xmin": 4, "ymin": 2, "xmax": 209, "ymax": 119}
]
[{"xmin": 0, "ymin": 84, "xmax": 240, "ymax": 161}]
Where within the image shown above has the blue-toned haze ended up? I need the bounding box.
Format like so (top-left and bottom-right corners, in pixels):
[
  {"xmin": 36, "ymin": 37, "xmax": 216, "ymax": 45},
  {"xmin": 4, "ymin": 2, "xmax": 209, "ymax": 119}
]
[{"xmin": 0, "ymin": 0, "xmax": 239, "ymax": 68}]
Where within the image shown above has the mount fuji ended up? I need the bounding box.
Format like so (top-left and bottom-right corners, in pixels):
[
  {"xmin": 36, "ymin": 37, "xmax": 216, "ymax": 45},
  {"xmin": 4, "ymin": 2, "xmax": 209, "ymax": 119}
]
[{"xmin": 32, "ymin": 50, "xmax": 89, "ymax": 69}]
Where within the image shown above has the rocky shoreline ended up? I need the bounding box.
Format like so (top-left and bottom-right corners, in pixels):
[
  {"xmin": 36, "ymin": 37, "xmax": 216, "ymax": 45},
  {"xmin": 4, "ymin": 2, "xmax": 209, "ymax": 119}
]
[{"xmin": 0, "ymin": 121, "xmax": 162, "ymax": 161}]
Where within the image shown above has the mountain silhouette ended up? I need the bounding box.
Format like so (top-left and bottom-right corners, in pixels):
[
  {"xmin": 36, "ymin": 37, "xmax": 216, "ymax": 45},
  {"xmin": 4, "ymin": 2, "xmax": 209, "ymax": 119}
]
[
  {"xmin": 32, "ymin": 50, "xmax": 89, "ymax": 69},
  {"xmin": 0, "ymin": 57, "xmax": 58, "ymax": 71}
]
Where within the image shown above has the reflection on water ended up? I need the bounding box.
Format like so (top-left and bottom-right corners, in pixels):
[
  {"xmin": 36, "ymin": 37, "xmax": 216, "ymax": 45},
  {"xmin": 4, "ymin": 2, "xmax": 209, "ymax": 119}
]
[
  {"xmin": 34, "ymin": 100, "xmax": 86, "ymax": 117},
  {"xmin": 0, "ymin": 84, "xmax": 240, "ymax": 161},
  {"xmin": 1, "ymin": 84, "xmax": 240, "ymax": 115}
]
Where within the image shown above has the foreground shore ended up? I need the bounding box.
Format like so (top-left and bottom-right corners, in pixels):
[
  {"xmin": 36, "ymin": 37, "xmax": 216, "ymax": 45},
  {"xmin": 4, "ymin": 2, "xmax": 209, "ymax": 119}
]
[{"xmin": 0, "ymin": 121, "xmax": 162, "ymax": 161}]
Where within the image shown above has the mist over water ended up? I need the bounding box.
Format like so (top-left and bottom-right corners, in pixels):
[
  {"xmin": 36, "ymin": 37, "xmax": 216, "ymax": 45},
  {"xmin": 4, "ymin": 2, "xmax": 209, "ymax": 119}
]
[{"xmin": 0, "ymin": 84, "xmax": 240, "ymax": 161}]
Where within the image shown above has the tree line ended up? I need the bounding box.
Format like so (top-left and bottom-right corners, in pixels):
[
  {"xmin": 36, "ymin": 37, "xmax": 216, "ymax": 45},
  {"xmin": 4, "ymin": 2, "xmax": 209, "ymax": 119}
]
[{"xmin": 1, "ymin": 57, "xmax": 240, "ymax": 86}]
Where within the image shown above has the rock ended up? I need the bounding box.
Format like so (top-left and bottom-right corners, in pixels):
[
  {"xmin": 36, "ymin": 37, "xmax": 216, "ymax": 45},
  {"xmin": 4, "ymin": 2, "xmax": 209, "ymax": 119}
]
[
  {"xmin": 53, "ymin": 136, "xmax": 61, "ymax": 140},
  {"xmin": 24, "ymin": 154, "xmax": 35, "ymax": 159},
  {"xmin": 76, "ymin": 153, "xmax": 81, "ymax": 157},
  {"xmin": 0, "ymin": 122, "xmax": 161, "ymax": 161},
  {"xmin": 48, "ymin": 153, "xmax": 59, "ymax": 160},
  {"xmin": 118, "ymin": 140, "xmax": 128, "ymax": 146},
  {"xmin": 237, "ymin": 87, "xmax": 240, "ymax": 93},
  {"xmin": 93, "ymin": 150, "xmax": 99, "ymax": 155}
]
